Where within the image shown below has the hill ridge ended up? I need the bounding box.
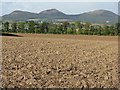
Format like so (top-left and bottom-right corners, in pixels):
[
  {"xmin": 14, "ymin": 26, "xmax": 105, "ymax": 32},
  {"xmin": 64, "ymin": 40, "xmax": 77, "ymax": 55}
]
[{"xmin": 2, "ymin": 9, "xmax": 118, "ymax": 24}]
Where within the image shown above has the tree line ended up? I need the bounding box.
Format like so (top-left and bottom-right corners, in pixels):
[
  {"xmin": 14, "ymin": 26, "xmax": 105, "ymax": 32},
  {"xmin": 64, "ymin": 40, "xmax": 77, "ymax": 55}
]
[{"xmin": 2, "ymin": 21, "xmax": 120, "ymax": 36}]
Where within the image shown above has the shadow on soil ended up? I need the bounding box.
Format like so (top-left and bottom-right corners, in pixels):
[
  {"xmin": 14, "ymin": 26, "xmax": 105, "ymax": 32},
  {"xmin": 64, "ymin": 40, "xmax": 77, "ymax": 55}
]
[{"xmin": 0, "ymin": 33, "xmax": 22, "ymax": 37}]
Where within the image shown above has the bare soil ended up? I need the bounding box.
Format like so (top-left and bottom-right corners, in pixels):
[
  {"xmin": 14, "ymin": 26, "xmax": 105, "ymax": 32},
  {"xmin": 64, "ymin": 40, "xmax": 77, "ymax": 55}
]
[{"xmin": 1, "ymin": 34, "xmax": 119, "ymax": 88}]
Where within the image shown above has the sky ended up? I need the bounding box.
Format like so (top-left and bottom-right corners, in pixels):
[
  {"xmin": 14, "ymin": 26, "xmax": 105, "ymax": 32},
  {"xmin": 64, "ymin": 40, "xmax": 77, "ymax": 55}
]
[
  {"xmin": 1, "ymin": 0, "xmax": 120, "ymax": 2},
  {"xmin": 1, "ymin": 2, "xmax": 119, "ymax": 16}
]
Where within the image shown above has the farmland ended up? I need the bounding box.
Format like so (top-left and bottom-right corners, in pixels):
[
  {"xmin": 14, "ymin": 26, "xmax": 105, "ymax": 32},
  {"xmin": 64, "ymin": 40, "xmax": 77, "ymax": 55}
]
[{"xmin": 1, "ymin": 34, "xmax": 119, "ymax": 88}]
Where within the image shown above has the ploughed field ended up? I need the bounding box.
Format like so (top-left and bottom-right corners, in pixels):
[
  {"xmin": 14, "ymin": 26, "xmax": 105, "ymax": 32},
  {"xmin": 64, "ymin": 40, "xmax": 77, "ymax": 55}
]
[{"xmin": 1, "ymin": 34, "xmax": 119, "ymax": 88}]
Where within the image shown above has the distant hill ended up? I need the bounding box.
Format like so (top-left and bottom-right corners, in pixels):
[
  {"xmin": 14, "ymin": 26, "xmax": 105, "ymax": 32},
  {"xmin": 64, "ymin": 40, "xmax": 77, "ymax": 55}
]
[
  {"xmin": 2, "ymin": 9, "xmax": 118, "ymax": 24},
  {"xmin": 78, "ymin": 10, "xmax": 118, "ymax": 24},
  {"xmin": 39, "ymin": 9, "xmax": 67, "ymax": 19},
  {"xmin": 2, "ymin": 10, "xmax": 39, "ymax": 21},
  {"xmin": 0, "ymin": 16, "xmax": 1, "ymax": 21}
]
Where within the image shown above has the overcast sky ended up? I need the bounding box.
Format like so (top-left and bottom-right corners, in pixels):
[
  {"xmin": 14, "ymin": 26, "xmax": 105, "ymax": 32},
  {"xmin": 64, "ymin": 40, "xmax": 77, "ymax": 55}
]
[{"xmin": 1, "ymin": 2, "xmax": 119, "ymax": 16}]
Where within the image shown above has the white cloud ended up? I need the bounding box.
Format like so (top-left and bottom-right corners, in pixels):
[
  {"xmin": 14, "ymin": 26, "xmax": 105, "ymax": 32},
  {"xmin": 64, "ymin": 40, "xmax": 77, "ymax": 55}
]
[
  {"xmin": 1, "ymin": 2, "xmax": 118, "ymax": 16},
  {"xmin": 1, "ymin": 0, "xmax": 120, "ymax": 2},
  {"xmin": 0, "ymin": 3, "xmax": 2, "ymax": 16}
]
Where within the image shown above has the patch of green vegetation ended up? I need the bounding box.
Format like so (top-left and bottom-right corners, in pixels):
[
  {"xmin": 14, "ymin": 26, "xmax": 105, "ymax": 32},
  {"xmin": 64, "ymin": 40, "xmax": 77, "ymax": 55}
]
[{"xmin": 2, "ymin": 21, "xmax": 120, "ymax": 36}]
